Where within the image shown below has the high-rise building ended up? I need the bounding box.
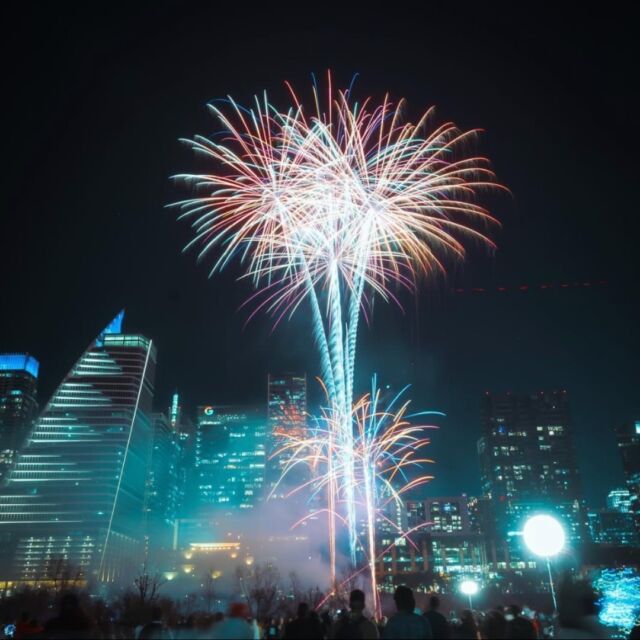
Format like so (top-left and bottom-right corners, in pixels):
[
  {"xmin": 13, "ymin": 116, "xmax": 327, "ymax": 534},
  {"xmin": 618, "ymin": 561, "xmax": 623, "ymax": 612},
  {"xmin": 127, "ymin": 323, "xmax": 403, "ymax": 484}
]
[
  {"xmin": 588, "ymin": 510, "xmax": 640, "ymax": 547},
  {"xmin": 0, "ymin": 354, "xmax": 39, "ymax": 481},
  {"xmin": 195, "ymin": 405, "xmax": 266, "ymax": 510},
  {"xmin": 423, "ymin": 497, "xmax": 467, "ymax": 534},
  {"xmin": 607, "ymin": 488, "xmax": 634, "ymax": 513},
  {"xmin": 166, "ymin": 392, "xmax": 194, "ymax": 518},
  {"xmin": 381, "ymin": 496, "xmax": 486, "ymax": 582},
  {"xmin": 266, "ymin": 373, "xmax": 307, "ymax": 499},
  {"xmin": 0, "ymin": 311, "xmax": 156, "ymax": 585},
  {"xmin": 478, "ymin": 391, "xmax": 586, "ymax": 569},
  {"xmin": 146, "ymin": 412, "xmax": 182, "ymax": 550},
  {"xmin": 616, "ymin": 421, "xmax": 640, "ymax": 502}
]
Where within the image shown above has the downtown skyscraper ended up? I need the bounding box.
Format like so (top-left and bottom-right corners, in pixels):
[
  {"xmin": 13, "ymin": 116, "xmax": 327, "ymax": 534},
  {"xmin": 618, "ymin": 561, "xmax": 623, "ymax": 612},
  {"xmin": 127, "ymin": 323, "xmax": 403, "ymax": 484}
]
[
  {"xmin": 478, "ymin": 390, "xmax": 586, "ymax": 568},
  {"xmin": 195, "ymin": 405, "xmax": 267, "ymax": 510},
  {"xmin": 167, "ymin": 392, "xmax": 194, "ymax": 520},
  {"xmin": 0, "ymin": 354, "xmax": 39, "ymax": 481},
  {"xmin": 146, "ymin": 412, "xmax": 183, "ymax": 551},
  {"xmin": 388, "ymin": 496, "xmax": 487, "ymax": 581},
  {"xmin": 616, "ymin": 420, "xmax": 640, "ymax": 505},
  {"xmin": 0, "ymin": 311, "xmax": 156, "ymax": 585},
  {"xmin": 266, "ymin": 373, "xmax": 307, "ymax": 499}
]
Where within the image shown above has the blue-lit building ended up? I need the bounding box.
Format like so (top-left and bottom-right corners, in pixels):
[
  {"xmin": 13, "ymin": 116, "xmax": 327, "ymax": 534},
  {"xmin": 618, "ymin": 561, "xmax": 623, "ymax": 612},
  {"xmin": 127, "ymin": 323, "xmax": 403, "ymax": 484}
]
[
  {"xmin": 377, "ymin": 496, "xmax": 486, "ymax": 585},
  {"xmin": 0, "ymin": 311, "xmax": 156, "ymax": 585},
  {"xmin": 607, "ymin": 488, "xmax": 635, "ymax": 513},
  {"xmin": 0, "ymin": 354, "xmax": 39, "ymax": 481},
  {"xmin": 146, "ymin": 412, "xmax": 182, "ymax": 551},
  {"xmin": 616, "ymin": 421, "xmax": 640, "ymax": 505},
  {"xmin": 266, "ymin": 373, "xmax": 307, "ymax": 499},
  {"xmin": 478, "ymin": 391, "xmax": 586, "ymax": 569},
  {"xmin": 163, "ymin": 392, "xmax": 193, "ymax": 519},
  {"xmin": 195, "ymin": 405, "xmax": 266, "ymax": 510},
  {"xmin": 588, "ymin": 509, "xmax": 640, "ymax": 547}
]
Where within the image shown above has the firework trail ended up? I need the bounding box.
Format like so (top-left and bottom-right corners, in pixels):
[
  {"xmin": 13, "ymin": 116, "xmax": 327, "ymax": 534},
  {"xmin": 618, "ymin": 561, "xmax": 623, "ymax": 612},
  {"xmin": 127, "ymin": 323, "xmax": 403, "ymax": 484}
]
[
  {"xmin": 174, "ymin": 72, "xmax": 501, "ymax": 570},
  {"xmin": 270, "ymin": 378, "xmax": 442, "ymax": 616}
]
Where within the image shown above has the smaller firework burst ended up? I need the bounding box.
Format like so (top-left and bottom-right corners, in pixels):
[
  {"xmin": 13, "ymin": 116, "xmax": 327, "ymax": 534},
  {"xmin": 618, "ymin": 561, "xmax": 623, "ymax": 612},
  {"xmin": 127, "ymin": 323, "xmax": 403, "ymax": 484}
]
[{"xmin": 270, "ymin": 376, "xmax": 442, "ymax": 616}]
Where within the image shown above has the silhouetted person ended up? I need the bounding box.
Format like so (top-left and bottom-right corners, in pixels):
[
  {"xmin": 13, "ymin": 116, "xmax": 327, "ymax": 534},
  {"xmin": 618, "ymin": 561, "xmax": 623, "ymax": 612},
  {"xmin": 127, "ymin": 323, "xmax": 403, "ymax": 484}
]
[
  {"xmin": 424, "ymin": 596, "xmax": 449, "ymax": 639},
  {"xmin": 332, "ymin": 589, "xmax": 379, "ymax": 639},
  {"xmin": 15, "ymin": 612, "xmax": 43, "ymax": 639},
  {"xmin": 283, "ymin": 603, "xmax": 323, "ymax": 640},
  {"xmin": 267, "ymin": 616, "xmax": 280, "ymax": 638},
  {"xmin": 504, "ymin": 605, "xmax": 535, "ymax": 639},
  {"xmin": 383, "ymin": 586, "xmax": 432, "ymax": 639},
  {"xmin": 139, "ymin": 607, "xmax": 173, "ymax": 639},
  {"xmin": 211, "ymin": 603, "xmax": 256, "ymax": 639},
  {"xmin": 310, "ymin": 610, "xmax": 323, "ymax": 636},
  {"xmin": 452, "ymin": 610, "xmax": 477, "ymax": 640},
  {"xmin": 481, "ymin": 610, "xmax": 507, "ymax": 639},
  {"xmin": 320, "ymin": 612, "xmax": 333, "ymax": 639},
  {"xmin": 43, "ymin": 593, "xmax": 94, "ymax": 639},
  {"xmin": 556, "ymin": 577, "xmax": 611, "ymax": 639},
  {"xmin": 531, "ymin": 611, "xmax": 543, "ymax": 639}
]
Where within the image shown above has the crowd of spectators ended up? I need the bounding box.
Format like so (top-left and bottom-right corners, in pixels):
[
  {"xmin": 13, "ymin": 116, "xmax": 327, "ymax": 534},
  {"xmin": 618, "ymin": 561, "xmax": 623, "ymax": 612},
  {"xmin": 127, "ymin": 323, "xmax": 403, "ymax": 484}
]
[{"xmin": 3, "ymin": 575, "xmax": 638, "ymax": 639}]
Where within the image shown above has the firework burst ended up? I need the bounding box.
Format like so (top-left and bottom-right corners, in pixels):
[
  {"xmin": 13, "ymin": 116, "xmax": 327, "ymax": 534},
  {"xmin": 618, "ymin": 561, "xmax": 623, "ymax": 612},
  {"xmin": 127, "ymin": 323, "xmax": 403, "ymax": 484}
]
[
  {"xmin": 174, "ymin": 72, "xmax": 502, "ymax": 570},
  {"xmin": 270, "ymin": 378, "xmax": 442, "ymax": 616}
]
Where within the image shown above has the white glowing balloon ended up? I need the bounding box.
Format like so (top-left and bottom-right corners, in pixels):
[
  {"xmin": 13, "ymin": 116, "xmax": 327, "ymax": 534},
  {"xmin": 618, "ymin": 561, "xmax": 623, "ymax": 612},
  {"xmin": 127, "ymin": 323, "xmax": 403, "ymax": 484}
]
[{"xmin": 523, "ymin": 514, "xmax": 565, "ymax": 557}]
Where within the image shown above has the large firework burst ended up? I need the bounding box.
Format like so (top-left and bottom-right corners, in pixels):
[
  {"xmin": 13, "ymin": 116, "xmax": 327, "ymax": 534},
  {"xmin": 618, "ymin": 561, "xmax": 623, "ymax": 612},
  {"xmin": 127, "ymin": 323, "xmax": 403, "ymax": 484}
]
[{"xmin": 174, "ymin": 72, "xmax": 501, "ymax": 572}]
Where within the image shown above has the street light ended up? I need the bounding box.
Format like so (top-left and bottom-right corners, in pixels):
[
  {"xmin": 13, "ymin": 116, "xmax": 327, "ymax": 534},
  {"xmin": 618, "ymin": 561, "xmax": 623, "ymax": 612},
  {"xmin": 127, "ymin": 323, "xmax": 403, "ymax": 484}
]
[
  {"xmin": 523, "ymin": 514, "xmax": 565, "ymax": 612},
  {"xmin": 459, "ymin": 579, "xmax": 479, "ymax": 609}
]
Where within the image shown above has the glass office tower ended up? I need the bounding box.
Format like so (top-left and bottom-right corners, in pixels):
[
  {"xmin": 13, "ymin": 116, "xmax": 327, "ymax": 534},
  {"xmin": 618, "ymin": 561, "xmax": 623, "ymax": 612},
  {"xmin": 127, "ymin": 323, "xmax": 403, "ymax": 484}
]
[
  {"xmin": 146, "ymin": 413, "xmax": 182, "ymax": 550},
  {"xmin": 195, "ymin": 405, "xmax": 266, "ymax": 510},
  {"xmin": 168, "ymin": 392, "xmax": 194, "ymax": 518},
  {"xmin": 0, "ymin": 311, "xmax": 156, "ymax": 585},
  {"xmin": 266, "ymin": 373, "xmax": 307, "ymax": 499},
  {"xmin": 478, "ymin": 390, "xmax": 586, "ymax": 568},
  {"xmin": 616, "ymin": 421, "xmax": 640, "ymax": 504},
  {"xmin": 0, "ymin": 354, "xmax": 39, "ymax": 481}
]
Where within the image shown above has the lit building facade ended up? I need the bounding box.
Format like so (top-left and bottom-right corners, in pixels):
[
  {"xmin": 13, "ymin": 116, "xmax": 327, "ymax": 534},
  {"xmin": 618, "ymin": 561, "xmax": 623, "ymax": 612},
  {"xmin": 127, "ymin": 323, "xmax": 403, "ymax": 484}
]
[
  {"xmin": 266, "ymin": 374, "xmax": 307, "ymax": 499},
  {"xmin": 607, "ymin": 488, "xmax": 634, "ymax": 513},
  {"xmin": 0, "ymin": 311, "xmax": 156, "ymax": 585},
  {"xmin": 616, "ymin": 421, "xmax": 640, "ymax": 502},
  {"xmin": 478, "ymin": 391, "xmax": 586, "ymax": 569},
  {"xmin": 588, "ymin": 510, "xmax": 640, "ymax": 547},
  {"xmin": 195, "ymin": 405, "xmax": 266, "ymax": 510},
  {"xmin": 146, "ymin": 412, "xmax": 182, "ymax": 550},
  {"xmin": 425, "ymin": 496, "xmax": 486, "ymax": 576},
  {"xmin": 162, "ymin": 392, "xmax": 194, "ymax": 519},
  {"xmin": 0, "ymin": 354, "xmax": 39, "ymax": 481},
  {"xmin": 377, "ymin": 496, "xmax": 487, "ymax": 587}
]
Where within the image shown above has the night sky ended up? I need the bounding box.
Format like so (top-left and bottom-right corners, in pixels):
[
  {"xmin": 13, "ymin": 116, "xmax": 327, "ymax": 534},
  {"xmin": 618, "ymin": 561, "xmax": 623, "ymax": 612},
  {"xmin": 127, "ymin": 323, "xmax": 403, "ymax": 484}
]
[{"xmin": 2, "ymin": 4, "xmax": 638, "ymax": 507}]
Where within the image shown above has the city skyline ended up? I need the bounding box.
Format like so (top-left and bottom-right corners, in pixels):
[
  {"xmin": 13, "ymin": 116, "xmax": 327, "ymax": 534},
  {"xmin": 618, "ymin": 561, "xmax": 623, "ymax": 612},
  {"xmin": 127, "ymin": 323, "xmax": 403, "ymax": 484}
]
[
  {"xmin": 0, "ymin": 308, "xmax": 636, "ymax": 609},
  {"xmin": 2, "ymin": 307, "xmax": 634, "ymax": 514},
  {"xmin": 2, "ymin": 7, "xmax": 638, "ymax": 510},
  {"xmin": 2, "ymin": 306, "xmax": 634, "ymax": 511},
  {"xmin": 0, "ymin": 3, "xmax": 640, "ymax": 528}
]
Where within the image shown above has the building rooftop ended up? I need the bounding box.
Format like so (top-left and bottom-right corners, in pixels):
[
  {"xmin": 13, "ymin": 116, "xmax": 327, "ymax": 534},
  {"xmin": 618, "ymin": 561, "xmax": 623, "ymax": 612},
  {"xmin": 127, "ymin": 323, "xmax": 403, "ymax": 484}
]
[{"xmin": 0, "ymin": 354, "xmax": 39, "ymax": 378}]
